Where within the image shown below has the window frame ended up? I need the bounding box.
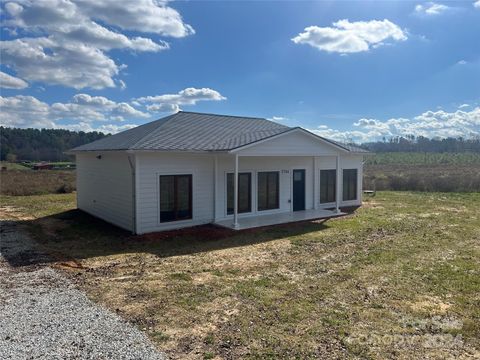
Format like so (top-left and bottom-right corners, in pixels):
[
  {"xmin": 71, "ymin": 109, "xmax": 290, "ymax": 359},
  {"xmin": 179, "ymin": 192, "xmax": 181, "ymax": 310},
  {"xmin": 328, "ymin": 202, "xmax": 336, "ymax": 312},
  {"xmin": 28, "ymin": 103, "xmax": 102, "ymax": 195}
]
[
  {"xmin": 226, "ymin": 172, "xmax": 252, "ymax": 215},
  {"xmin": 159, "ymin": 174, "xmax": 193, "ymax": 223},
  {"xmin": 257, "ymin": 171, "xmax": 280, "ymax": 211},
  {"xmin": 320, "ymin": 169, "xmax": 336, "ymax": 204},
  {"xmin": 342, "ymin": 168, "xmax": 358, "ymax": 201}
]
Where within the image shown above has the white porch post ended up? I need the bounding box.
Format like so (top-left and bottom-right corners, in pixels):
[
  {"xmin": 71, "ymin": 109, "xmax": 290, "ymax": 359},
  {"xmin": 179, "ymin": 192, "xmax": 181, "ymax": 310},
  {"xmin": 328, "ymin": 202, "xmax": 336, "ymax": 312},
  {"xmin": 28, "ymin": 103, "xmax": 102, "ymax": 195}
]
[
  {"xmin": 335, "ymin": 155, "xmax": 341, "ymax": 213},
  {"xmin": 312, "ymin": 156, "xmax": 317, "ymax": 209},
  {"xmin": 233, "ymin": 153, "xmax": 239, "ymax": 229}
]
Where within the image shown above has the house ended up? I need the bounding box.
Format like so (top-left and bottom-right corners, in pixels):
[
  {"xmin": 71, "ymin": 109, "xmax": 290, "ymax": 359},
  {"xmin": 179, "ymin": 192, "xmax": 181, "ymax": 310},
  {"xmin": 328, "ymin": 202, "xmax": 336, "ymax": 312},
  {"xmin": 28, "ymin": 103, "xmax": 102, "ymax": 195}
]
[{"xmin": 69, "ymin": 111, "xmax": 370, "ymax": 234}]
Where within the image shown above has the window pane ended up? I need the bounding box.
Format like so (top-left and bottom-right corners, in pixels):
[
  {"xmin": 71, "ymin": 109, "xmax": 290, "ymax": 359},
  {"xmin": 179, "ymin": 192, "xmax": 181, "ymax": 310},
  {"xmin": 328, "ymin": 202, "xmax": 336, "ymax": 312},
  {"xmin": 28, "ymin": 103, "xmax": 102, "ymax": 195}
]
[
  {"xmin": 320, "ymin": 170, "xmax": 336, "ymax": 203},
  {"xmin": 238, "ymin": 173, "xmax": 251, "ymax": 213},
  {"xmin": 176, "ymin": 175, "xmax": 191, "ymax": 219},
  {"xmin": 258, "ymin": 171, "xmax": 279, "ymax": 211},
  {"xmin": 227, "ymin": 173, "xmax": 251, "ymax": 215},
  {"xmin": 257, "ymin": 172, "xmax": 268, "ymax": 211},
  {"xmin": 267, "ymin": 173, "xmax": 279, "ymax": 209},
  {"xmin": 160, "ymin": 175, "xmax": 175, "ymax": 222},
  {"xmin": 343, "ymin": 169, "xmax": 357, "ymax": 201},
  {"xmin": 227, "ymin": 173, "xmax": 234, "ymax": 214}
]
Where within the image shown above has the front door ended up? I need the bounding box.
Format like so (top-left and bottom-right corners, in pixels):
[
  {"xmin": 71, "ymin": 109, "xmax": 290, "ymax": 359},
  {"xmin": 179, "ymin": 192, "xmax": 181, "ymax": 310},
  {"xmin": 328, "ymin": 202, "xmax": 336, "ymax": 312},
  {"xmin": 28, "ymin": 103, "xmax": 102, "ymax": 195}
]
[{"xmin": 292, "ymin": 169, "xmax": 306, "ymax": 211}]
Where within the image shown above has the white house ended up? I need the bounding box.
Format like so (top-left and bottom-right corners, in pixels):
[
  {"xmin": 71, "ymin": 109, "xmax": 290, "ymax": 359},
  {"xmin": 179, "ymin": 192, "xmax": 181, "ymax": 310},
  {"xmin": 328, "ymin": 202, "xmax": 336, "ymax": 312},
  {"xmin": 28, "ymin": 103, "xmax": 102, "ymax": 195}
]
[{"xmin": 70, "ymin": 111, "xmax": 369, "ymax": 234}]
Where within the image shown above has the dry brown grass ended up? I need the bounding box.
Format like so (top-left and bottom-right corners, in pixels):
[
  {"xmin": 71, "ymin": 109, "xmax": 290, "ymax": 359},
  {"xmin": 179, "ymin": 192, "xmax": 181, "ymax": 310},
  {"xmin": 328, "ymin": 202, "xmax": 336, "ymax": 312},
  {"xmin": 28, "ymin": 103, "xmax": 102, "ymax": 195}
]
[
  {"xmin": 364, "ymin": 164, "xmax": 480, "ymax": 192},
  {"xmin": 1, "ymin": 192, "xmax": 479, "ymax": 359},
  {"xmin": 0, "ymin": 170, "xmax": 75, "ymax": 195}
]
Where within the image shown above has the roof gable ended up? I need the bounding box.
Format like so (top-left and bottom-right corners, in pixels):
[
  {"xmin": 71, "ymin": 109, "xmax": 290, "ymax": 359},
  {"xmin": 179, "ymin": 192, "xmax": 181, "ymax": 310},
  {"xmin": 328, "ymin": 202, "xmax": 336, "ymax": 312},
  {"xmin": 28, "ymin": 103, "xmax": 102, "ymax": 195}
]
[{"xmin": 232, "ymin": 128, "xmax": 348, "ymax": 156}]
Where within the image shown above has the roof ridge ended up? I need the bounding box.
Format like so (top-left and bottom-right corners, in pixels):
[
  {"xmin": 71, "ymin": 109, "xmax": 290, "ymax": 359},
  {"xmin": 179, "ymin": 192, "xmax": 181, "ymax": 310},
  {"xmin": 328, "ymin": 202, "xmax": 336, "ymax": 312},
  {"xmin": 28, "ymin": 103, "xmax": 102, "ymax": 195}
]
[
  {"xmin": 178, "ymin": 110, "xmax": 269, "ymax": 121},
  {"xmin": 128, "ymin": 112, "xmax": 178, "ymax": 149}
]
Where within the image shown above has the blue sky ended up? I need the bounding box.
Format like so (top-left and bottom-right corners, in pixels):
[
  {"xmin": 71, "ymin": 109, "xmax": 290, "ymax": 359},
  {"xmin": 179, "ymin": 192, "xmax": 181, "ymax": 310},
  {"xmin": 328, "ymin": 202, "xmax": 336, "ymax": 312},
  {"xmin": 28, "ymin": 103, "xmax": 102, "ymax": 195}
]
[{"xmin": 1, "ymin": 0, "xmax": 479, "ymax": 142}]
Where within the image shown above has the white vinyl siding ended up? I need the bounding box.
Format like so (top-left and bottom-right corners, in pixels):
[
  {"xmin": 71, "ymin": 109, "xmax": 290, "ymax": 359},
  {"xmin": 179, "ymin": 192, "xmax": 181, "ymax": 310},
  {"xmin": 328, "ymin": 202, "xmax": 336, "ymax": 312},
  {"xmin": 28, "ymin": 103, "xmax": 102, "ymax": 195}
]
[
  {"xmin": 234, "ymin": 130, "xmax": 341, "ymax": 156},
  {"xmin": 76, "ymin": 152, "xmax": 133, "ymax": 231},
  {"xmin": 135, "ymin": 153, "xmax": 214, "ymax": 234}
]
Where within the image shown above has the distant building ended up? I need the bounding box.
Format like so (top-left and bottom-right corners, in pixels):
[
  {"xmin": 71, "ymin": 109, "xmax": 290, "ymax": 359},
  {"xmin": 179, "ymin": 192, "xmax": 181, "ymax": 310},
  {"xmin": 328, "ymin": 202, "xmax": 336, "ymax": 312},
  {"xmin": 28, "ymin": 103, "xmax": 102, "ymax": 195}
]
[{"xmin": 33, "ymin": 163, "xmax": 53, "ymax": 170}]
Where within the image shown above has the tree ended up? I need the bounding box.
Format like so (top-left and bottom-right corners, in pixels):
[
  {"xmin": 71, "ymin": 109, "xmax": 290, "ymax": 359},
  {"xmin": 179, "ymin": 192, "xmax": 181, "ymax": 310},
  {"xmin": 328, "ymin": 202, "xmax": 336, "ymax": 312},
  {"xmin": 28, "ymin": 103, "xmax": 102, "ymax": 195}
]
[{"xmin": 0, "ymin": 127, "xmax": 108, "ymax": 161}]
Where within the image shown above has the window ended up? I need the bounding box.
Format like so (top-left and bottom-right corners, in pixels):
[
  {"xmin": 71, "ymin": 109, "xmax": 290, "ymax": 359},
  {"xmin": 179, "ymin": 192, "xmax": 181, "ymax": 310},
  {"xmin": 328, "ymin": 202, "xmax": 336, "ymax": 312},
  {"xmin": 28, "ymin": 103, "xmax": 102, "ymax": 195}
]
[
  {"xmin": 320, "ymin": 169, "xmax": 336, "ymax": 203},
  {"xmin": 257, "ymin": 171, "xmax": 279, "ymax": 211},
  {"xmin": 160, "ymin": 175, "xmax": 192, "ymax": 222},
  {"xmin": 227, "ymin": 172, "xmax": 252, "ymax": 215},
  {"xmin": 343, "ymin": 169, "xmax": 357, "ymax": 201}
]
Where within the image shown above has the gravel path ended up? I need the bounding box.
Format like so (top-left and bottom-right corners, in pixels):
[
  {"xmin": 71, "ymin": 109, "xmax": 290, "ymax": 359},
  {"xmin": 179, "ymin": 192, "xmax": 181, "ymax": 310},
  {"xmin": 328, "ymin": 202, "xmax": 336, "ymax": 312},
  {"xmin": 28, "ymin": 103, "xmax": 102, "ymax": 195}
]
[{"xmin": 0, "ymin": 221, "xmax": 166, "ymax": 360}]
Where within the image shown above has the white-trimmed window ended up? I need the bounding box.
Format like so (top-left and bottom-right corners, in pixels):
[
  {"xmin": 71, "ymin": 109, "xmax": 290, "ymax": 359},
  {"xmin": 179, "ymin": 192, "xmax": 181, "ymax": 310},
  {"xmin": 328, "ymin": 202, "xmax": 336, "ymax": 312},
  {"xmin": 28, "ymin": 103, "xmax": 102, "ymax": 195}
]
[
  {"xmin": 320, "ymin": 169, "xmax": 336, "ymax": 203},
  {"xmin": 342, "ymin": 169, "xmax": 357, "ymax": 201},
  {"xmin": 159, "ymin": 174, "xmax": 192, "ymax": 222},
  {"xmin": 227, "ymin": 172, "xmax": 252, "ymax": 215},
  {"xmin": 257, "ymin": 171, "xmax": 279, "ymax": 211}
]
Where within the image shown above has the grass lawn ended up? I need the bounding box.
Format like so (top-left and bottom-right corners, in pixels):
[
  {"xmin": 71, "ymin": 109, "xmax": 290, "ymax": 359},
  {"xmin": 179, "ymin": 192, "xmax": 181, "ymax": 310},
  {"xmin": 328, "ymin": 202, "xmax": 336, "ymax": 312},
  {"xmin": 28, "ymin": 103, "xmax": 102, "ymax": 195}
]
[
  {"xmin": 0, "ymin": 161, "xmax": 31, "ymax": 170},
  {"xmin": 1, "ymin": 192, "xmax": 479, "ymax": 359}
]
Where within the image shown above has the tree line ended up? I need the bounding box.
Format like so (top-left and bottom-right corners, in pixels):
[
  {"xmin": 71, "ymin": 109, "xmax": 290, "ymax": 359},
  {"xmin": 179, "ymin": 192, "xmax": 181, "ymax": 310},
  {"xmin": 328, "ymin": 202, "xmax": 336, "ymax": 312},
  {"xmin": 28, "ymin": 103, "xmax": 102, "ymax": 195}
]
[
  {"xmin": 0, "ymin": 127, "xmax": 108, "ymax": 162},
  {"xmin": 1, "ymin": 127, "xmax": 479, "ymax": 162},
  {"xmin": 361, "ymin": 135, "xmax": 480, "ymax": 153}
]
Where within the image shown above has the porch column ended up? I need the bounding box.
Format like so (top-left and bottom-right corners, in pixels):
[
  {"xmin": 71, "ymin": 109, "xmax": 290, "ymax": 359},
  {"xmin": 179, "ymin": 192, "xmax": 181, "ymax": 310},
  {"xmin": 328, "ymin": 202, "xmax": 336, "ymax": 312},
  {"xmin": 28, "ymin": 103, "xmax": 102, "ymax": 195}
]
[
  {"xmin": 233, "ymin": 153, "xmax": 239, "ymax": 229},
  {"xmin": 335, "ymin": 155, "xmax": 341, "ymax": 213},
  {"xmin": 312, "ymin": 156, "xmax": 317, "ymax": 209}
]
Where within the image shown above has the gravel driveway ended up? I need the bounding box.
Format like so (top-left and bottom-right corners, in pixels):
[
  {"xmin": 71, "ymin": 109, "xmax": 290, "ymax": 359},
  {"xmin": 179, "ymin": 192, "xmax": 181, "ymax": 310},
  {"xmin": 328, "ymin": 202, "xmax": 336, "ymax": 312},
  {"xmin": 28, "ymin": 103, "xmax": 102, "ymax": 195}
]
[{"xmin": 0, "ymin": 221, "xmax": 166, "ymax": 360}]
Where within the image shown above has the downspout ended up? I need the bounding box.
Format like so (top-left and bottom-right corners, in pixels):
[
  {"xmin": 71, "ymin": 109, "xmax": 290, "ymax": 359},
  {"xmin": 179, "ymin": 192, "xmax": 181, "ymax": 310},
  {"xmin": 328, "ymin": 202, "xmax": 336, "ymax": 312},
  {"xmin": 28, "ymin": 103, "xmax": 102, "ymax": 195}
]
[{"xmin": 127, "ymin": 154, "xmax": 137, "ymax": 234}]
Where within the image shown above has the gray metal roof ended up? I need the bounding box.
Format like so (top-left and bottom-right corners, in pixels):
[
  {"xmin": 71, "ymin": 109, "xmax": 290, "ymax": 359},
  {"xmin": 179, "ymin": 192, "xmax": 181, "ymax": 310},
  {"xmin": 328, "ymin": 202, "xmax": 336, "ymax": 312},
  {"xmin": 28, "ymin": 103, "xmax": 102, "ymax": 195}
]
[{"xmin": 70, "ymin": 111, "xmax": 369, "ymax": 153}]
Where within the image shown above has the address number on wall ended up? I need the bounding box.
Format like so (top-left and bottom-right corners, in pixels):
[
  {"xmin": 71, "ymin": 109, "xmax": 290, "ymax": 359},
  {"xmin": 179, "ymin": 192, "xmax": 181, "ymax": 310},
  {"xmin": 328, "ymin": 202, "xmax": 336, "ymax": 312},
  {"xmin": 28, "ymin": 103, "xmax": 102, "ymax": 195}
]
[{"xmin": 281, "ymin": 169, "xmax": 290, "ymax": 174}]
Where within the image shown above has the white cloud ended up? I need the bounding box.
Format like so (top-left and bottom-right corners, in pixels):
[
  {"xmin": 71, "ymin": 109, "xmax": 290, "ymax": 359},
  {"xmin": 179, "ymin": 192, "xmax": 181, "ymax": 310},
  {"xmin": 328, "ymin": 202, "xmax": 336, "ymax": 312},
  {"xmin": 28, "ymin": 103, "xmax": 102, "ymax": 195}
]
[
  {"xmin": 146, "ymin": 103, "xmax": 180, "ymax": 113},
  {"xmin": 458, "ymin": 104, "xmax": 470, "ymax": 109},
  {"xmin": 0, "ymin": 71, "xmax": 28, "ymax": 89},
  {"xmin": 309, "ymin": 107, "xmax": 480, "ymax": 143},
  {"xmin": 76, "ymin": 0, "xmax": 195, "ymax": 38},
  {"xmin": 414, "ymin": 2, "xmax": 450, "ymax": 16},
  {"xmin": 0, "ymin": 95, "xmax": 54, "ymax": 128},
  {"xmin": 457, "ymin": 60, "xmax": 467, "ymax": 65},
  {"xmin": 137, "ymin": 87, "xmax": 227, "ymax": 112},
  {"xmin": 291, "ymin": 19, "xmax": 407, "ymax": 54},
  {"xmin": 268, "ymin": 116, "xmax": 288, "ymax": 122},
  {"xmin": 62, "ymin": 122, "xmax": 138, "ymax": 134},
  {"xmin": 0, "ymin": 86, "xmax": 225, "ymax": 132},
  {"xmin": 475, "ymin": 0, "xmax": 480, "ymax": 9},
  {"xmin": 1, "ymin": 0, "xmax": 192, "ymax": 89},
  {"xmin": 0, "ymin": 94, "xmax": 150, "ymax": 131}
]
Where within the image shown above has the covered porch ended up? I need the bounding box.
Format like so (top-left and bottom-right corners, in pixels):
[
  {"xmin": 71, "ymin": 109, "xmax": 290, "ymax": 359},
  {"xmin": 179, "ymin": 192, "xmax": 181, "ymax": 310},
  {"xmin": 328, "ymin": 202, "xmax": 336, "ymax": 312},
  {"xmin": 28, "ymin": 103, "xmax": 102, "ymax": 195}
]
[
  {"xmin": 214, "ymin": 208, "xmax": 346, "ymax": 230},
  {"xmin": 214, "ymin": 152, "xmax": 343, "ymax": 230}
]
